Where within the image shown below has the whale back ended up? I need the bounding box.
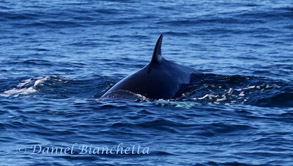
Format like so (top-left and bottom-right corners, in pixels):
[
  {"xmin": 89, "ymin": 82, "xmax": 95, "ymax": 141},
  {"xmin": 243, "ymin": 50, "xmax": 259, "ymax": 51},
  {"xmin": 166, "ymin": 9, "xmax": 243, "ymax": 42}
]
[{"xmin": 101, "ymin": 34, "xmax": 195, "ymax": 99}]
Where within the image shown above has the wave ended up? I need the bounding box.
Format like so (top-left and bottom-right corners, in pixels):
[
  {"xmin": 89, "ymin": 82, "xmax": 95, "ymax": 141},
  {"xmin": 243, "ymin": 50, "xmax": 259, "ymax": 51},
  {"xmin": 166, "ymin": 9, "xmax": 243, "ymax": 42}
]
[
  {"xmin": 0, "ymin": 76, "xmax": 50, "ymax": 97},
  {"xmin": 2, "ymin": 74, "xmax": 291, "ymax": 107},
  {"xmin": 255, "ymin": 92, "xmax": 293, "ymax": 107},
  {"xmin": 0, "ymin": 75, "xmax": 108, "ymax": 98},
  {"xmin": 176, "ymin": 74, "xmax": 292, "ymax": 107}
]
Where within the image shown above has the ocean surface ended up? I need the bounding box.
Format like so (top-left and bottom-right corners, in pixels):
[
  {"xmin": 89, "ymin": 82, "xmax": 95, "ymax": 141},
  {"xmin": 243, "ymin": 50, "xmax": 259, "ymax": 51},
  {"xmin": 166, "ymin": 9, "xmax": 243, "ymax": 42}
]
[{"xmin": 0, "ymin": 0, "xmax": 292, "ymax": 165}]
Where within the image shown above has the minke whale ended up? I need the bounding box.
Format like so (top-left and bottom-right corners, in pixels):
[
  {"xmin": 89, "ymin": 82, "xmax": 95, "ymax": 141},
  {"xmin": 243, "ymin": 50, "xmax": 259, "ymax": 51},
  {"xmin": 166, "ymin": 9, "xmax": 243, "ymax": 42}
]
[{"xmin": 101, "ymin": 34, "xmax": 196, "ymax": 100}]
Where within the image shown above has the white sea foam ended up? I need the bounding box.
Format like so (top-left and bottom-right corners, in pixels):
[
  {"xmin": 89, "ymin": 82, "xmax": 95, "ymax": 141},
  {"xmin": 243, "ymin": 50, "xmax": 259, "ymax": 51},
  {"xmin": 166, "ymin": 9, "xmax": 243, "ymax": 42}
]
[
  {"xmin": 33, "ymin": 76, "xmax": 50, "ymax": 87},
  {"xmin": 0, "ymin": 76, "xmax": 51, "ymax": 97},
  {"xmin": 216, "ymin": 95, "xmax": 227, "ymax": 102},
  {"xmin": 17, "ymin": 78, "xmax": 33, "ymax": 88}
]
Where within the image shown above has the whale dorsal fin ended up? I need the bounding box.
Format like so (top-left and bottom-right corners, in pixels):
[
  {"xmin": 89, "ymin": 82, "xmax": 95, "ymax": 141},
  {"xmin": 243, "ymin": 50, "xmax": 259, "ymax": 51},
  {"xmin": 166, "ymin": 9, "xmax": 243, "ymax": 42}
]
[{"xmin": 151, "ymin": 34, "xmax": 163, "ymax": 64}]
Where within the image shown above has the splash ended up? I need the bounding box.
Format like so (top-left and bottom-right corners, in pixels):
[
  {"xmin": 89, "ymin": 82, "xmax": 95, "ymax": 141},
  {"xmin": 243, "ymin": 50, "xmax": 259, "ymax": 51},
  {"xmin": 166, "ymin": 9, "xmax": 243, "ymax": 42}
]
[
  {"xmin": 176, "ymin": 74, "xmax": 291, "ymax": 107},
  {"xmin": 1, "ymin": 76, "xmax": 54, "ymax": 97}
]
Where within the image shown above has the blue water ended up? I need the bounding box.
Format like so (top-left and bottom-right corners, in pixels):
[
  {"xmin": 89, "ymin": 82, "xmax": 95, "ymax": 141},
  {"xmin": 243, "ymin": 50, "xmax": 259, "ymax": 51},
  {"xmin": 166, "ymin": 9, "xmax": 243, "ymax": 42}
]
[{"xmin": 0, "ymin": 0, "xmax": 292, "ymax": 165}]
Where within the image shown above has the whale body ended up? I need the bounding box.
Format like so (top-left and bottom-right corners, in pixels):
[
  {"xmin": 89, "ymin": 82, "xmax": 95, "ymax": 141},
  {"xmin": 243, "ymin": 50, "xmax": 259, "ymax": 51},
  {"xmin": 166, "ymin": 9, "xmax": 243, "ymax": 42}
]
[{"xmin": 101, "ymin": 34, "xmax": 196, "ymax": 99}]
